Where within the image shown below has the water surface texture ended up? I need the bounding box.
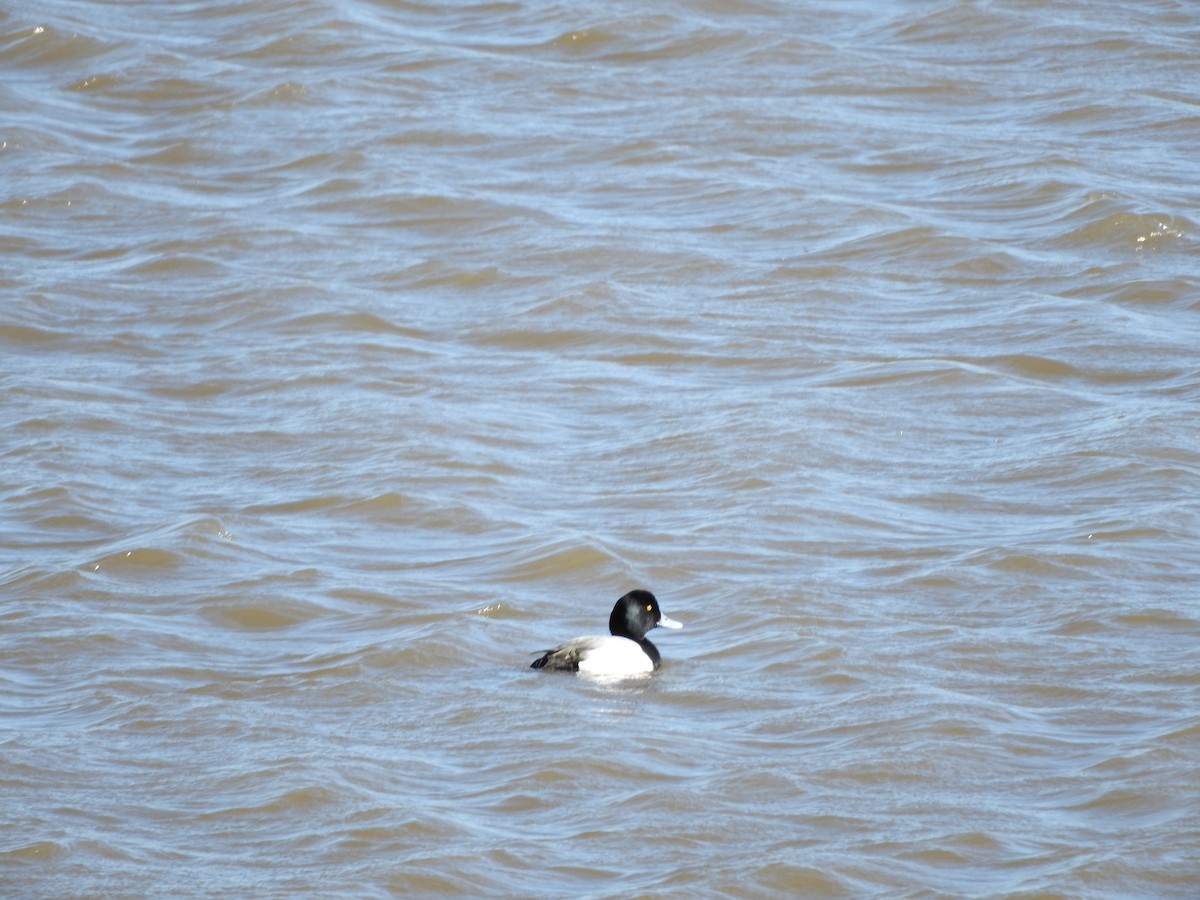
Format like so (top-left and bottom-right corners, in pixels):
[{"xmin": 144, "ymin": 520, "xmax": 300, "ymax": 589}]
[{"xmin": 3, "ymin": 0, "xmax": 1199, "ymax": 896}]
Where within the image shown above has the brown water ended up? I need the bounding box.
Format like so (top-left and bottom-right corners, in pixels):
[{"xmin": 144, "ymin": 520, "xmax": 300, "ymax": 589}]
[{"xmin": 3, "ymin": 0, "xmax": 1199, "ymax": 896}]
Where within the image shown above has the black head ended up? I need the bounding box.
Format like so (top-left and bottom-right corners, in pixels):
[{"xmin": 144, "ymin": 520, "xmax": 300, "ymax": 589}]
[{"xmin": 608, "ymin": 589, "xmax": 667, "ymax": 641}]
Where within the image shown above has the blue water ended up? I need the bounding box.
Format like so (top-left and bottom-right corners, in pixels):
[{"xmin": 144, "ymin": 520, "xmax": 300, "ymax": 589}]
[{"xmin": 3, "ymin": 0, "xmax": 1199, "ymax": 895}]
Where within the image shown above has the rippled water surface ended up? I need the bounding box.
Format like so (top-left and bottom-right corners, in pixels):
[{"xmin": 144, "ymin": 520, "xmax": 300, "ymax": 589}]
[{"xmin": 3, "ymin": 0, "xmax": 1199, "ymax": 896}]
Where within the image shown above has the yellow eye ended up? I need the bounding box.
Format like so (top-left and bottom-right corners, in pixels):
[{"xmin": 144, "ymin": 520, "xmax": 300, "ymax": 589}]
[{"xmin": 646, "ymin": 604, "xmax": 653, "ymax": 611}]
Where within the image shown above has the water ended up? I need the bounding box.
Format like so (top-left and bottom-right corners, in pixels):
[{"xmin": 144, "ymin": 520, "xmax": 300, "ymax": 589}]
[{"xmin": 3, "ymin": 0, "xmax": 1199, "ymax": 895}]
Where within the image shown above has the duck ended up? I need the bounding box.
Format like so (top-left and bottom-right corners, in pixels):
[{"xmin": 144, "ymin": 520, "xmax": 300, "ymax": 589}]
[{"xmin": 530, "ymin": 589, "xmax": 682, "ymax": 677}]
